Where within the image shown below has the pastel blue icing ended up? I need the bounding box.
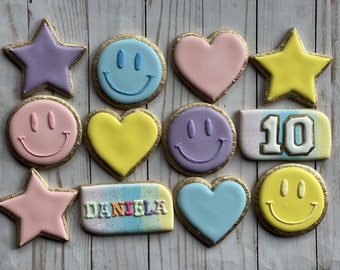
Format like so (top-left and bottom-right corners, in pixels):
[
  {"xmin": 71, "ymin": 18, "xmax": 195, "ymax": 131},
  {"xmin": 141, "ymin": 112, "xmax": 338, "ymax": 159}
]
[
  {"xmin": 97, "ymin": 38, "xmax": 163, "ymax": 104},
  {"xmin": 177, "ymin": 181, "xmax": 247, "ymax": 243},
  {"xmin": 103, "ymin": 184, "xmax": 142, "ymax": 233},
  {"xmin": 103, "ymin": 184, "xmax": 124, "ymax": 232}
]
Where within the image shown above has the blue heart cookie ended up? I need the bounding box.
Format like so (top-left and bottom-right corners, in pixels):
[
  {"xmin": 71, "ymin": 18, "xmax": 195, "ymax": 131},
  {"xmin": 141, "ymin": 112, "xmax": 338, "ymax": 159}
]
[{"xmin": 174, "ymin": 176, "xmax": 251, "ymax": 247}]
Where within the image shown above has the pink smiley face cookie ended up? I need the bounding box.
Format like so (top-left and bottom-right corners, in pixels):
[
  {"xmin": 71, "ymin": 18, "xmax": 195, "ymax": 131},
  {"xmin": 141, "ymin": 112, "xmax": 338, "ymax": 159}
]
[{"xmin": 6, "ymin": 96, "xmax": 82, "ymax": 168}]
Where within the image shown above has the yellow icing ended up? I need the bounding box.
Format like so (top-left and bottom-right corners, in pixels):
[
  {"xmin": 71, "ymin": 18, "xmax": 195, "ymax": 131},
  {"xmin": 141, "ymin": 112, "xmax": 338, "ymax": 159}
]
[
  {"xmin": 87, "ymin": 111, "xmax": 159, "ymax": 176},
  {"xmin": 253, "ymin": 29, "xmax": 331, "ymax": 106},
  {"xmin": 316, "ymin": 112, "xmax": 332, "ymax": 158},
  {"xmin": 158, "ymin": 184, "xmax": 174, "ymax": 230},
  {"xmin": 258, "ymin": 165, "xmax": 325, "ymax": 233}
]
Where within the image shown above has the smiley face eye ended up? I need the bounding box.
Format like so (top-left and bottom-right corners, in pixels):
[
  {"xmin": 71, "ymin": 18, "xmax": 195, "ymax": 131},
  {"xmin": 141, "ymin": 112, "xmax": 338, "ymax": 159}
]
[
  {"xmin": 30, "ymin": 113, "xmax": 38, "ymax": 132},
  {"xmin": 280, "ymin": 179, "xmax": 288, "ymax": 197},
  {"xmin": 205, "ymin": 118, "xmax": 212, "ymax": 136},
  {"xmin": 298, "ymin": 180, "xmax": 305, "ymax": 198},
  {"xmin": 117, "ymin": 49, "xmax": 125, "ymax": 69},
  {"xmin": 48, "ymin": 111, "xmax": 55, "ymax": 130},
  {"xmin": 187, "ymin": 120, "xmax": 195, "ymax": 138},
  {"xmin": 135, "ymin": 51, "xmax": 142, "ymax": 71}
]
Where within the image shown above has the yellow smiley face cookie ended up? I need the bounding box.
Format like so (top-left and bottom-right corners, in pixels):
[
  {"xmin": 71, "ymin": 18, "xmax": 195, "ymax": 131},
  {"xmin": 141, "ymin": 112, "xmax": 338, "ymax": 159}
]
[{"xmin": 254, "ymin": 164, "xmax": 327, "ymax": 236}]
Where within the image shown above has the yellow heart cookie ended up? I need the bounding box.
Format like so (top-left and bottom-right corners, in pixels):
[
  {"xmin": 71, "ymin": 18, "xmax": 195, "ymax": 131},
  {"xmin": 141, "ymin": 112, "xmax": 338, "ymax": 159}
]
[{"xmin": 84, "ymin": 108, "xmax": 161, "ymax": 179}]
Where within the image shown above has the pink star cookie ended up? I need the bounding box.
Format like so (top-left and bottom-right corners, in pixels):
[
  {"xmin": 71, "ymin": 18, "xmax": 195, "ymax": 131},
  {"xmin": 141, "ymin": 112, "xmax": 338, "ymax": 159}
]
[{"xmin": 0, "ymin": 168, "xmax": 78, "ymax": 247}]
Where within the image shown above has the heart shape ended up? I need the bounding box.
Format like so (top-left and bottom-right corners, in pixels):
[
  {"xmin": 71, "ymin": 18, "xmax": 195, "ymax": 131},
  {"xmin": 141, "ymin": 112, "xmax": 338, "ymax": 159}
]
[
  {"xmin": 84, "ymin": 108, "xmax": 161, "ymax": 179},
  {"xmin": 172, "ymin": 30, "xmax": 248, "ymax": 103},
  {"xmin": 174, "ymin": 176, "xmax": 250, "ymax": 247}
]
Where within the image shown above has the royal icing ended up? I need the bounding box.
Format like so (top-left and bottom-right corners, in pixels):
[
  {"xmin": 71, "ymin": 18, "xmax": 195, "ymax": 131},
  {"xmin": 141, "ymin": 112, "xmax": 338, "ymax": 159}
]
[
  {"xmin": 3, "ymin": 17, "xmax": 86, "ymax": 98},
  {"xmin": 172, "ymin": 30, "xmax": 248, "ymax": 103},
  {"xmin": 93, "ymin": 34, "xmax": 166, "ymax": 108},
  {"xmin": 174, "ymin": 176, "xmax": 250, "ymax": 247},
  {"xmin": 250, "ymin": 28, "xmax": 332, "ymax": 107},
  {"xmin": 163, "ymin": 103, "xmax": 236, "ymax": 174},
  {"xmin": 239, "ymin": 109, "xmax": 331, "ymax": 160},
  {"xmin": 7, "ymin": 96, "xmax": 82, "ymax": 168},
  {"xmin": 84, "ymin": 108, "xmax": 161, "ymax": 179},
  {"xmin": 80, "ymin": 182, "xmax": 174, "ymax": 235},
  {"xmin": 0, "ymin": 168, "xmax": 78, "ymax": 247},
  {"xmin": 254, "ymin": 164, "xmax": 327, "ymax": 236}
]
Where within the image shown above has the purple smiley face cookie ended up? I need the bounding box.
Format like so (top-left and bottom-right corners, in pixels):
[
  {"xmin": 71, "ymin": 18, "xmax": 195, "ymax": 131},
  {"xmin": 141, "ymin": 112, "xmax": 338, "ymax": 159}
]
[{"xmin": 163, "ymin": 103, "xmax": 236, "ymax": 174}]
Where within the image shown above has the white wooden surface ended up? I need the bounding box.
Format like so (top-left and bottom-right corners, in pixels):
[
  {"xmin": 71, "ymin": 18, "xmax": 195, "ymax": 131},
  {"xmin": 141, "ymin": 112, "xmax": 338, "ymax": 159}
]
[{"xmin": 0, "ymin": 0, "xmax": 338, "ymax": 269}]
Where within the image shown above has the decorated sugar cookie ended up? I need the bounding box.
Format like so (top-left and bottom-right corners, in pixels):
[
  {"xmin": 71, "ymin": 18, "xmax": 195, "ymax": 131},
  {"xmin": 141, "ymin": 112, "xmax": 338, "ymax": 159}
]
[
  {"xmin": 162, "ymin": 103, "xmax": 236, "ymax": 175},
  {"xmin": 6, "ymin": 96, "xmax": 82, "ymax": 169},
  {"xmin": 92, "ymin": 34, "xmax": 167, "ymax": 108},
  {"xmin": 250, "ymin": 28, "xmax": 332, "ymax": 107},
  {"xmin": 254, "ymin": 164, "xmax": 327, "ymax": 236},
  {"xmin": 0, "ymin": 168, "xmax": 78, "ymax": 247},
  {"xmin": 239, "ymin": 109, "xmax": 332, "ymax": 160},
  {"xmin": 174, "ymin": 176, "xmax": 251, "ymax": 247},
  {"xmin": 80, "ymin": 181, "xmax": 174, "ymax": 235},
  {"xmin": 83, "ymin": 108, "xmax": 161, "ymax": 180},
  {"xmin": 3, "ymin": 17, "xmax": 86, "ymax": 98},
  {"xmin": 172, "ymin": 29, "xmax": 248, "ymax": 103}
]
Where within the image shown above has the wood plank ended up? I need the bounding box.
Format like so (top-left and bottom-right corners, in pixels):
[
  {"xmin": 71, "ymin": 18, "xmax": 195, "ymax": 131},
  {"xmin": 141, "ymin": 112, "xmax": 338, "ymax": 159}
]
[
  {"xmin": 147, "ymin": 0, "xmax": 258, "ymax": 269},
  {"xmin": 22, "ymin": 0, "xmax": 91, "ymax": 269},
  {"xmin": 146, "ymin": 0, "xmax": 205, "ymax": 269},
  {"xmin": 201, "ymin": 1, "xmax": 258, "ymax": 269},
  {"xmin": 256, "ymin": 1, "xmax": 318, "ymax": 269},
  {"xmin": 0, "ymin": 1, "xmax": 33, "ymax": 269},
  {"xmin": 316, "ymin": 1, "xmax": 340, "ymax": 269},
  {"xmin": 87, "ymin": 1, "xmax": 149, "ymax": 270}
]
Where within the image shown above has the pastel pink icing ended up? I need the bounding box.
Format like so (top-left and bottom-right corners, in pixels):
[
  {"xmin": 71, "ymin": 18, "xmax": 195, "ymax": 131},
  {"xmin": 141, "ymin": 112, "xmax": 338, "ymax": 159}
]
[
  {"xmin": 0, "ymin": 169, "xmax": 77, "ymax": 247},
  {"xmin": 174, "ymin": 32, "xmax": 247, "ymax": 101},
  {"xmin": 8, "ymin": 97, "xmax": 80, "ymax": 166}
]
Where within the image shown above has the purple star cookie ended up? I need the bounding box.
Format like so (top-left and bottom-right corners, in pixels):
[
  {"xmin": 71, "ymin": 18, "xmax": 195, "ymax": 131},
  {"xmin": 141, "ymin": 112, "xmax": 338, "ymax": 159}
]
[{"xmin": 4, "ymin": 18, "xmax": 86, "ymax": 98}]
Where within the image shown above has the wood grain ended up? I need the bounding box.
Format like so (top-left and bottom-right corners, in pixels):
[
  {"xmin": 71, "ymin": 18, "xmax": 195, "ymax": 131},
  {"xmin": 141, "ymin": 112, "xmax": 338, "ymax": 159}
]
[{"xmin": 0, "ymin": 0, "xmax": 338, "ymax": 269}]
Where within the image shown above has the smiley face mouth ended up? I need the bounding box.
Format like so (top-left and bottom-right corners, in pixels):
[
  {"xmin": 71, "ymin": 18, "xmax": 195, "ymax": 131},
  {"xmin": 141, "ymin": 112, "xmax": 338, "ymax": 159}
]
[
  {"xmin": 266, "ymin": 201, "xmax": 318, "ymax": 225},
  {"xmin": 175, "ymin": 138, "xmax": 227, "ymax": 164},
  {"xmin": 103, "ymin": 70, "xmax": 155, "ymax": 96},
  {"xmin": 18, "ymin": 131, "xmax": 70, "ymax": 157}
]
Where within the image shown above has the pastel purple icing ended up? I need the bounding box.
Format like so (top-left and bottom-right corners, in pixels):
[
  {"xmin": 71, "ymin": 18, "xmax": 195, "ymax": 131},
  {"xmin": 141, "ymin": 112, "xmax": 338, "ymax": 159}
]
[
  {"xmin": 9, "ymin": 22, "xmax": 85, "ymax": 96},
  {"xmin": 167, "ymin": 105, "xmax": 235, "ymax": 173}
]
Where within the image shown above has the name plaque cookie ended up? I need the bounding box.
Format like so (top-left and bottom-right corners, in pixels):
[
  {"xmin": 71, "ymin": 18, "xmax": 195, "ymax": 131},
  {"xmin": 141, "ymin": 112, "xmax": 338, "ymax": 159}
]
[
  {"xmin": 239, "ymin": 109, "xmax": 331, "ymax": 160},
  {"xmin": 80, "ymin": 182, "xmax": 174, "ymax": 235}
]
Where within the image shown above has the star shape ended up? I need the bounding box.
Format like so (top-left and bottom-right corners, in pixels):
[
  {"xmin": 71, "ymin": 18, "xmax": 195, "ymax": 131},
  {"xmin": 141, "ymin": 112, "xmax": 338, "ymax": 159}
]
[
  {"xmin": 251, "ymin": 28, "xmax": 332, "ymax": 107},
  {"xmin": 0, "ymin": 168, "xmax": 78, "ymax": 247},
  {"xmin": 3, "ymin": 18, "xmax": 86, "ymax": 98}
]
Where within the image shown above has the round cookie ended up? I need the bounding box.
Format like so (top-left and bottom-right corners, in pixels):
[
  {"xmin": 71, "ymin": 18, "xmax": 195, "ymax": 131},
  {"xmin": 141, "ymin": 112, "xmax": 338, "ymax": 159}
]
[
  {"xmin": 171, "ymin": 29, "xmax": 248, "ymax": 103},
  {"xmin": 162, "ymin": 103, "xmax": 236, "ymax": 175},
  {"xmin": 253, "ymin": 163, "xmax": 328, "ymax": 236},
  {"xmin": 6, "ymin": 96, "xmax": 82, "ymax": 169},
  {"xmin": 92, "ymin": 34, "xmax": 167, "ymax": 108}
]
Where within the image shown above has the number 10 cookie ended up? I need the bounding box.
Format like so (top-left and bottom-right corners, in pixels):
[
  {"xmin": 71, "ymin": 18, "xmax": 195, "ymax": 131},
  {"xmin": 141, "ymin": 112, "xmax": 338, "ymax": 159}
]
[{"xmin": 239, "ymin": 109, "xmax": 331, "ymax": 160}]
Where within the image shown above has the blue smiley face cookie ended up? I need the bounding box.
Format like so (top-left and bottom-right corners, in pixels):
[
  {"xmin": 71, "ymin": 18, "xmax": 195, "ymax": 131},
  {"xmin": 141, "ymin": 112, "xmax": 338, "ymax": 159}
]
[{"xmin": 92, "ymin": 34, "xmax": 167, "ymax": 108}]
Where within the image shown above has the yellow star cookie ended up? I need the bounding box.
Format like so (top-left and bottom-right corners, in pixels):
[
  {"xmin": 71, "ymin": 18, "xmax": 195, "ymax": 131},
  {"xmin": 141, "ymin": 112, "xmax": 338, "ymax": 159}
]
[{"xmin": 251, "ymin": 28, "xmax": 332, "ymax": 107}]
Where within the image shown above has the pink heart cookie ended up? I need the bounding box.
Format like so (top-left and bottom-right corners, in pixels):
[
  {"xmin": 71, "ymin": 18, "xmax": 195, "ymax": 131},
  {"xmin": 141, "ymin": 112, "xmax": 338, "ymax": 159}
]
[{"xmin": 172, "ymin": 30, "xmax": 248, "ymax": 103}]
